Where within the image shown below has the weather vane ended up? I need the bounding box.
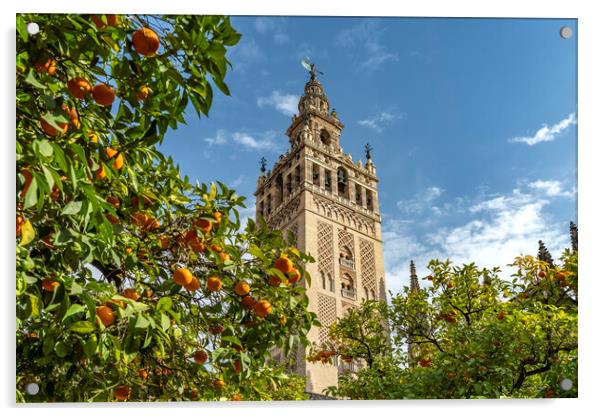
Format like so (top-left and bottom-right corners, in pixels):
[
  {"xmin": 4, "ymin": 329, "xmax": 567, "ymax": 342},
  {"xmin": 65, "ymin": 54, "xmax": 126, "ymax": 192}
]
[
  {"xmin": 259, "ymin": 157, "xmax": 267, "ymax": 174},
  {"xmin": 301, "ymin": 57, "xmax": 323, "ymax": 80},
  {"xmin": 365, "ymin": 143, "xmax": 373, "ymax": 160}
]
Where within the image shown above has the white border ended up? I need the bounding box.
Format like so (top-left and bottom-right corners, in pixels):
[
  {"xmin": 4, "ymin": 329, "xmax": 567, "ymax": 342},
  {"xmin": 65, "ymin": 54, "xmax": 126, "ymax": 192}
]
[{"xmin": 3, "ymin": 1, "xmax": 600, "ymax": 415}]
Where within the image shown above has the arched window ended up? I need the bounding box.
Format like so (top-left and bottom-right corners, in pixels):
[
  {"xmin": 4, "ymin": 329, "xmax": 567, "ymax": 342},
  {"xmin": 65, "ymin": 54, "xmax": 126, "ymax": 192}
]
[
  {"xmin": 320, "ymin": 129, "xmax": 331, "ymax": 146},
  {"xmin": 341, "ymin": 274, "xmax": 356, "ymax": 299},
  {"xmin": 337, "ymin": 167, "xmax": 348, "ymax": 198},
  {"xmin": 339, "ymin": 246, "xmax": 354, "ymax": 269},
  {"xmin": 370, "ymin": 289, "xmax": 376, "ymax": 300},
  {"xmin": 364, "ymin": 287, "xmax": 369, "ymax": 300},
  {"xmin": 276, "ymin": 174, "xmax": 284, "ymax": 204},
  {"xmin": 321, "ymin": 272, "xmax": 326, "ymax": 290},
  {"xmin": 328, "ymin": 274, "xmax": 335, "ymax": 292}
]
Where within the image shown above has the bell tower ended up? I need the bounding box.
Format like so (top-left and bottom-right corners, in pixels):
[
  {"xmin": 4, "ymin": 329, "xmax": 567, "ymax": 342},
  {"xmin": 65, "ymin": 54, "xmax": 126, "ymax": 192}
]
[{"xmin": 255, "ymin": 69, "xmax": 386, "ymax": 397}]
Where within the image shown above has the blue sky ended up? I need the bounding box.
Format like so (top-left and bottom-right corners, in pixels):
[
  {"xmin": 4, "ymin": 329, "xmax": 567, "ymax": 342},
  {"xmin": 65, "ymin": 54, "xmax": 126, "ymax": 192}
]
[{"xmin": 158, "ymin": 17, "xmax": 577, "ymax": 293}]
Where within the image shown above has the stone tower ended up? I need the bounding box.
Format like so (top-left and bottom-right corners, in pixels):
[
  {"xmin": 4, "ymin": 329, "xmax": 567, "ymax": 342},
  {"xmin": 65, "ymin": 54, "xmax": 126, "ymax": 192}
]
[{"xmin": 254, "ymin": 73, "xmax": 386, "ymax": 397}]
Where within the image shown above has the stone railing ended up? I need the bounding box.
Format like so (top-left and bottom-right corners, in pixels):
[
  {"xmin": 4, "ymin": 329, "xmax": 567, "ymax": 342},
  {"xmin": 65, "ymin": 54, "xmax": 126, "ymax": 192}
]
[
  {"xmin": 341, "ymin": 288, "xmax": 356, "ymax": 300},
  {"xmin": 339, "ymin": 257, "xmax": 355, "ymax": 270}
]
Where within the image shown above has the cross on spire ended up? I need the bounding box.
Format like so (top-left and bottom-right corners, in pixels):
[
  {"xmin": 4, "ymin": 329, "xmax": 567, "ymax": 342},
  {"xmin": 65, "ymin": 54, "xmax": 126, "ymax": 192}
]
[
  {"xmin": 259, "ymin": 157, "xmax": 267, "ymax": 174},
  {"xmin": 365, "ymin": 143, "xmax": 373, "ymax": 160}
]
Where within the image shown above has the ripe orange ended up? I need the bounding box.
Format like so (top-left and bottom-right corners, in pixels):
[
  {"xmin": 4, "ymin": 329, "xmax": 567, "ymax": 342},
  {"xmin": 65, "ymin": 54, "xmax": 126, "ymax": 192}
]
[
  {"xmin": 92, "ymin": 83, "xmax": 116, "ymax": 106},
  {"xmin": 114, "ymin": 385, "xmax": 130, "ymax": 401},
  {"xmin": 268, "ymin": 275, "xmax": 282, "ymax": 287},
  {"xmin": 105, "ymin": 147, "xmax": 118, "ymax": 159},
  {"xmin": 122, "ymin": 288, "xmax": 140, "ymax": 301},
  {"xmin": 418, "ymin": 357, "xmax": 432, "ymax": 368},
  {"xmin": 132, "ymin": 212, "xmax": 149, "ymax": 227},
  {"xmin": 144, "ymin": 216, "xmax": 160, "ymax": 231},
  {"xmin": 159, "ymin": 235, "xmax": 170, "ymax": 249},
  {"xmin": 96, "ymin": 305, "xmax": 115, "ymax": 326},
  {"xmin": 194, "ymin": 218, "xmax": 212, "ymax": 234},
  {"xmin": 253, "ymin": 299, "xmax": 272, "ymax": 318},
  {"xmin": 206, "ymin": 276, "xmax": 222, "ymax": 292},
  {"xmin": 230, "ymin": 393, "xmax": 243, "ymax": 401},
  {"xmin": 213, "ymin": 211, "xmax": 223, "ymax": 223},
  {"xmin": 184, "ymin": 276, "xmax": 201, "ymax": 292},
  {"xmin": 106, "ymin": 195, "xmax": 121, "ymax": 209},
  {"xmin": 67, "ymin": 77, "xmax": 92, "ymax": 99},
  {"xmin": 88, "ymin": 132, "xmax": 99, "ymax": 143},
  {"xmin": 42, "ymin": 278, "xmax": 59, "ymax": 292},
  {"xmin": 95, "ymin": 165, "xmax": 106, "ymax": 180},
  {"xmin": 241, "ymin": 295, "xmax": 256, "ymax": 310},
  {"xmin": 91, "ymin": 15, "xmax": 119, "ymax": 28},
  {"xmin": 190, "ymin": 240, "xmax": 205, "ymax": 253},
  {"xmin": 288, "ymin": 268, "xmax": 301, "ymax": 284},
  {"xmin": 132, "ymin": 28, "xmax": 160, "ymax": 57},
  {"xmin": 193, "ymin": 350, "xmax": 208, "ymax": 365},
  {"xmin": 138, "ymin": 369, "xmax": 148, "ymax": 379},
  {"xmin": 219, "ymin": 252, "xmax": 231, "ymax": 262},
  {"xmin": 497, "ymin": 310, "xmax": 506, "ymax": 320},
  {"xmin": 113, "ymin": 153, "xmax": 124, "ymax": 170},
  {"xmin": 234, "ymin": 281, "xmax": 250, "ymax": 296},
  {"xmin": 40, "ymin": 117, "xmax": 68, "ymax": 137},
  {"xmin": 137, "ymin": 85, "xmax": 150, "ymax": 101},
  {"xmin": 16, "ymin": 215, "xmax": 24, "ymax": 237},
  {"xmin": 538, "ymin": 270, "xmax": 546, "ymax": 278},
  {"xmin": 173, "ymin": 267, "xmax": 194, "ymax": 286},
  {"xmin": 212, "ymin": 379, "xmax": 225, "ymax": 390},
  {"xmin": 233, "ymin": 360, "xmax": 241, "ymax": 374},
  {"xmin": 274, "ymin": 255, "xmax": 294, "ymax": 274},
  {"xmin": 210, "ymin": 243, "xmax": 222, "ymax": 252},
  {"xmin": 34, "ymin": 58, "xmax": 57, "ymax": 76},
  {"xmin": 20, "ymin": 169, "xmax": 33, "ymax": 198},
  {"xmin": 106, "ymin": 214, "xmax": 119, "ymax": 224}
]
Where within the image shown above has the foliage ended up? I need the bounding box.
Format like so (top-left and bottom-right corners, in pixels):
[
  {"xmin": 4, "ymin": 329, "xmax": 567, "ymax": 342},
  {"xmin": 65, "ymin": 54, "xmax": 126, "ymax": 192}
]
[
  {"xmin": 322, "ymin": 249, "xmax": 578, "ymax": 399},
  {"xmin": 16, "ymin": 14, "xmax": 317, "ymax": 402}
]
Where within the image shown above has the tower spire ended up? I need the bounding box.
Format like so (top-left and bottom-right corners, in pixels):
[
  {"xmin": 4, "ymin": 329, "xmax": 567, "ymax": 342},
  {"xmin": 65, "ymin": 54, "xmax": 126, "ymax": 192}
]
[
  {"xmin": 410, "ymin": 260, "xmax": 420, "ymax": 293},
  {"xmin": 537, "ymin": 240, "xmax": 554, "ymax": 267},
  {"xmin": 570, "ymin": 221, "xmax": 578, "ymax": 252}
]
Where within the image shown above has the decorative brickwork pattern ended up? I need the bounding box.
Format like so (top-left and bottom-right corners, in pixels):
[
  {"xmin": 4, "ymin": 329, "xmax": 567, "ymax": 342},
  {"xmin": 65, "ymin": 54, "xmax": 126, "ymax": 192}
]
[
  {"xmin": 337, "ymin": 228, "xmax": 355, "ymax": 259},
  {"xmin": 317, "ymin": 221, "xmax": 334, "ymax": 278},
  {"xmin": 318, "ymin": 294, "xmax": 337, "ymax": 344},
  {"xmin": 359, "ymin": 238, "xmax": 376, "ymax": 292}
]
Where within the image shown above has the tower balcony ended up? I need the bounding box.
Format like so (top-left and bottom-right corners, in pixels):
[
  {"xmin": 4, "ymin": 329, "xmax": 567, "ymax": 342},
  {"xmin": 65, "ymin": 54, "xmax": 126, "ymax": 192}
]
[
  {"xmin": 339, "ymin": 257, "xmax": 355, "ymax": 270},
  {"xmin": 307, "ymin": 184, "xmax": 381, "ymax": 221},
  {"xmin": 341, "ymin": 287, "xmax": 356, "ymax": 300}
]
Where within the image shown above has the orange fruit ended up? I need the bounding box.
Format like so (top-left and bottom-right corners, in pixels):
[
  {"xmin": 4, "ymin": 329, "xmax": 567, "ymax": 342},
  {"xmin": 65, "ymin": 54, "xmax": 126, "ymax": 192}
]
[
  {"xmin": 16, "ymin": 215, "xmax": 24, "ymax": 237},
  {"xmin": 96, "ymin": 305, "xmax": 115, "ymax": 326},
  {"xmin": 253, "ymin": 299, "xmax": 272, "ymax": 318},
  {"xmin": 418, "ymin": 357, "xmax": 432, "ymax": 368},
  {"xmin": 49, "ymin": 185, "xmax": 60, "ymax": 202},
  {"xmin": 159, "ymin": 235, "xmax": 170, "ymax": 249},
  {"xmin": 67, "ymin": 77, "xmax": 92, "ymax": 99},
  {"xmin": 113, "ymin": 153, "xmax": 124, "ymax": 170},
  {"xmin": 190, "ymin": 240, "xmax": 205, "ymax": 253},
  {"xmin": 497, "ymin": 310, "xmax": 506, "ymax": 320},
  {"xmin": 132, "ymin": 27, "xmax": 160, "ymax": 57},
  {"xmin": 184, "ymin": 276, "xmax": 201, "ymax": 292},
  {"xmin": 213, "ymin": 211, "xmax": 223, "ymax": 223},
  {"xmin": 234, "ymin": 281, "xmax": 250, "ymax": 296},
  {"xmin": 210, "ymin": 243, "xmax": 222, "ymax": 252},
  {"xmin": 274, "ymin": 255, "xmax": 294, "ymax": 274},
  {"xmin": 230, "ymin": 393, "xmax": 243, "ymax": 401},
  {"xmin": 206, "ymin": 276, "xmax": 222, "ymax": 292},
  {"xmin": 114, "ymin": 385, "xmax": 130, "ymax": 401},
  {"xmin": 91, "ymin": 15, "xmax": 119, "ymax": 28},
  {"xmin": 288, "ymin": 268, "xmax": 301, "ymax": 284},
  {"xmin": 95, "ymin": 165, "xmax": 106, "ymax": 180},
  {"xmin": 138, "ymin": 369, "xmax": 148, "ymax": 379},
  {"xmin": 241, "ymin": 295, "xmax": 256, "ymax": 310},
  {"xmin": 538, "ymin": 271, "xmax": 546, "ymax": 278},
  {"xmin": 122, "ymin": 288, "xmax": 140, "ymax": 301},
  {"xmin": 212, "ymin": 379, "xmax": 225, "ymax": 390},
  {"xmin": 34, "ymin": 58, "xmax": 57, "ymax": 76},
  {"xmin": 233, "ymin": 360, "xmax": 241, "ymax": 374},
  {"xmin": 137, "ymin": 85, "xmax": 150, "ymax": 101},
  {"xmin": 268, "ymin": 274, "xmax": 282, "ymax": 287},
  {"xmin": 88, "ymin": 132, "xmax": 99, "ymax": 143},
  {"xmin": 193, "ymin": 350, "xmax": 208, "ymax": 365},
  {"xmin": 106, "ymin": 214, "xmax": 119, "ymax": 224},
  {"xmin": 92, "ymin": 83, "xmax": 116, "ymax": 106},
  {"xmin": 144, "ymin": 217, "xmax": 161, "ymax": 231},
  {"xmin": 106, "ymin": 195, "xmax": 121, "ymax": 209},
  {"xmin": 20, "ymin": 169, "xmax": 33, "ymax": 198},
  {"xmin": 42, "ymin": 278, "xmax": 59, "ymax": 292},
  {"xmin": 218, "ymin": 252, "xmax": 231, "ymax": 262},
  {"xmin": 105, "ymin": 147, "xmax": 118, "ymax": 159},
  {"xmin": 40, "ymin": 117, "xmax": 68, "ymax": 137},
  {"xmin": 194, "ymin": 218, "xmax": 212, "ymax": 234},
  {"xmin": 209, "ymin": 324, "xmax": 224, "ymax": 334},
  {"xmin": 173, "ymin": 267, "xmax": 194, "ymax": 286}
]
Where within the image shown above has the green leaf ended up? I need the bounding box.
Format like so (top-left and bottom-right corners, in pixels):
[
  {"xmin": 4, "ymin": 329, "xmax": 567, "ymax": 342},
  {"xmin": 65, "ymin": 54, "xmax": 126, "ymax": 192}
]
[
  {"xmin": 62, "ymin": 304, "xmax": 85, "ymax": 322},
  {"xmin": 54, "ymin": 341, "xmax": 70, "ymax": 358},
  {"xmin": 19, "ymin": 220, "xmax": 35, "ymax": 246},
  {"xmin": 70, "ymin": 281, "xmax": 83, "ymax": 295},
  {"xmin": 23, "ymin": 176, "xmax": 38, "ymax": 209},
  {"xmin": 156, "ymin": 297, "xmax": 172, "ymax": 312},
  {"xmin": 24, "ymin": 70, "xmax": 45, "ymax": 89},
  {"xmin": 69, "ymin": 320, "xmax": 96, "ymax": 334},
  {"xmin": 83, "ymin": 335, "xmax": 97, "ymax": 357},
  {"xmin": 16, "ymin": 15, "xmax": 28, "ymax": 41},
  {"xmin": 160, "ymin": 313, "xmax": 170, "ymax": 332},
  {"xmin": 62, "ymin": 200, "xmax": 83, "ymax": 216},
  {"xmin": 34, "ymin": 139, "xmax": 54, "ymax": 158},
  {"xmin": 135, "ymin": 315, "xmax": 150, "ymax": 329}
]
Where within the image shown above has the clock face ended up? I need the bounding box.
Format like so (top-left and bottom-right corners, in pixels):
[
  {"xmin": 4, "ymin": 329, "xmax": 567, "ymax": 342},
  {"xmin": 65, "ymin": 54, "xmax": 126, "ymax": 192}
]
[{"xmin": 560, "ymin": 26, "xmax": 573, "ymax": 39}]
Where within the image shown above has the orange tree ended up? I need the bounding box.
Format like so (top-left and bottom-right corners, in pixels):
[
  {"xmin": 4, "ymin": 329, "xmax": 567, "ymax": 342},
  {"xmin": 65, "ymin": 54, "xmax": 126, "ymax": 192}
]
[
  {"xmin": 322, "ymin": 247, "xmax": 577, "ymax": 399},
  {"xmin": 16, "ymin": 14, "xmax": 316, "ymax": 402}
]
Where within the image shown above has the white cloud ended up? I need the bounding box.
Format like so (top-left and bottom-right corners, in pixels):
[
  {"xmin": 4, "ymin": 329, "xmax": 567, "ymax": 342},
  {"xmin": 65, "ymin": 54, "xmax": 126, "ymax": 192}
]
[
  {"xmin": 254, "ymin": 17, "xmax": 289, "ymax": 45},
  {"xmin": 357, "ymin": 110, "xmax": 405, "ymax": 132},
  {"xmin": 202, "ymin": 129, "xmax": 283, "ymax": 153},
  {"xmin": 229, "ymin": 174, "xmax": 246, "ymax": 188},
  {"xmin": 528, "ymin": 180, "xmax": 575, "ymax": 197},
  {"xmin": 336, "ymin": 20, "xmax": 399, "ymax": 70},
  {"xmin": 509, "ymin": 113, "xmax": 577, "ymax": 145},
  {"xmin": 204, "ymin": 129, "xmax": 228, "ymax": 146},
  {"xmin": 257, "ymin": 90, "xmax": 299, "ymax": 116},
  {"xmin": 396, "ymin": 186, "xmax": 444, "ymax": 215}
]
